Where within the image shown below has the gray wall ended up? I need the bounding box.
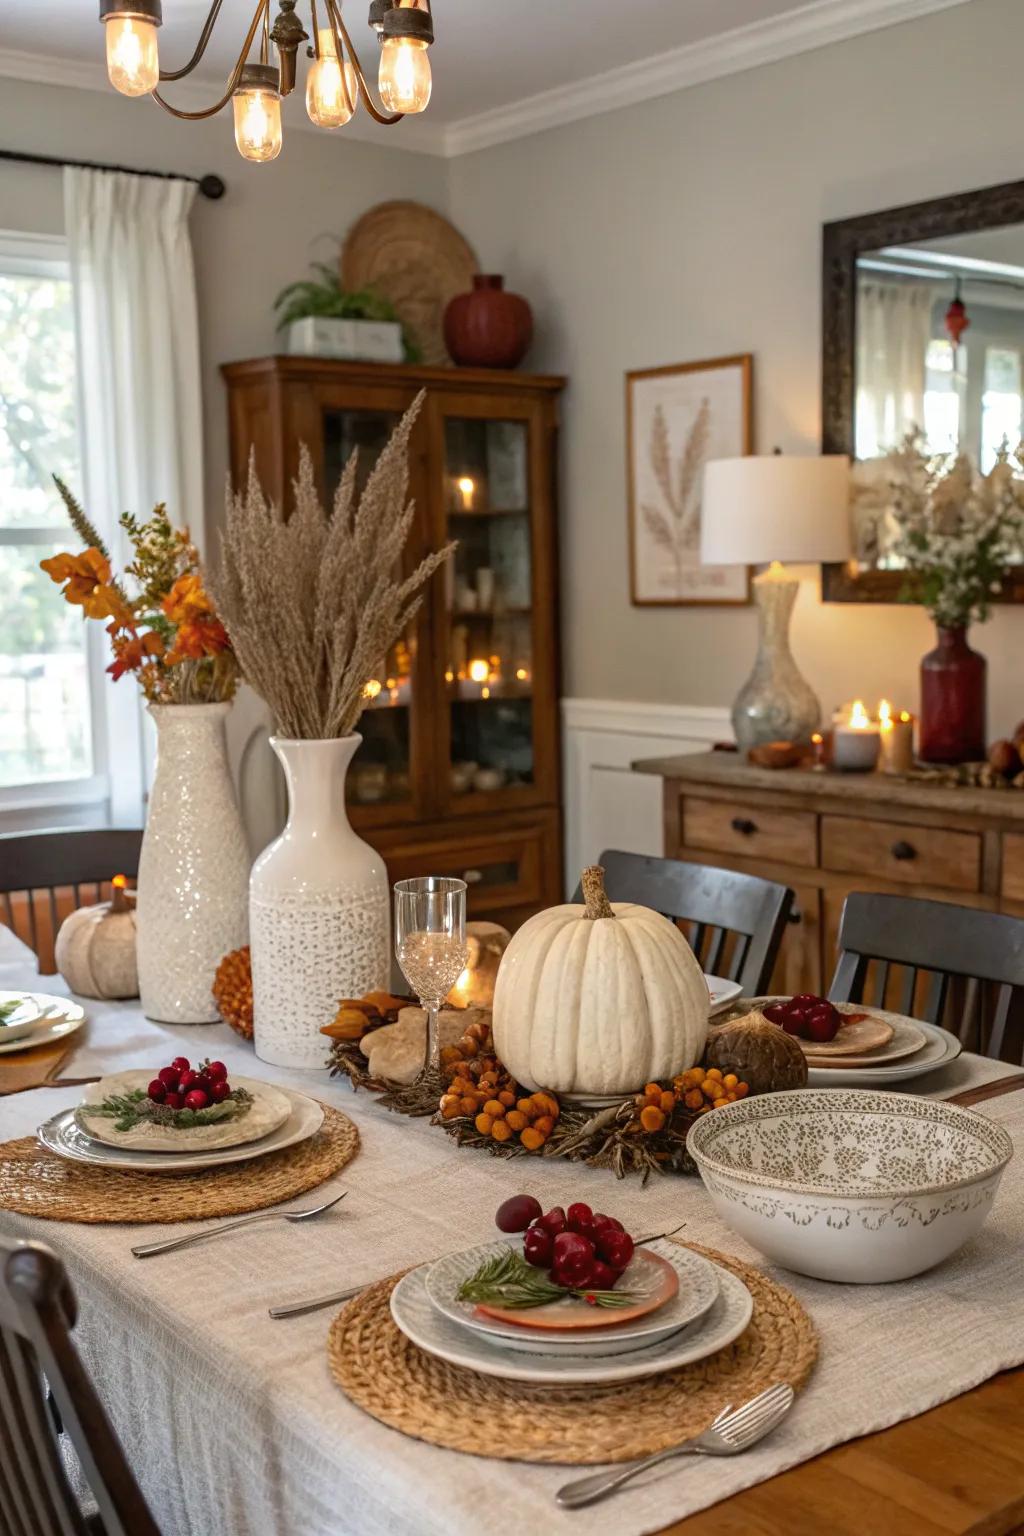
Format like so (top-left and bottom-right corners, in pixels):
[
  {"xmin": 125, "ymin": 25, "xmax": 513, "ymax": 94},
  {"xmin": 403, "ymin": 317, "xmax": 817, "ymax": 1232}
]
[
  {"xmin": 0, "ymin": 77, "xmax": 449, "ymax": 534},
  {"xmin": 447, "ymin": 0, "xmax": 1024, "ymax": 736}
]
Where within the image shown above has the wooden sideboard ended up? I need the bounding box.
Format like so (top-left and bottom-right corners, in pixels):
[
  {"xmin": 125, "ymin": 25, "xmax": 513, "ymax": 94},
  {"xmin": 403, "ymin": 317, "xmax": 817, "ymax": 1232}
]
[{"xmin": 631, "ymin": 750, "xmax": 1024, "ymax": 996}]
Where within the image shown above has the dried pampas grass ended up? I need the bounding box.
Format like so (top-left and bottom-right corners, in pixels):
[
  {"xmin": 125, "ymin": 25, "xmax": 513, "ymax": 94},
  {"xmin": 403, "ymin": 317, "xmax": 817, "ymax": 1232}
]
[{"xmin": 209, "ymin": 391, "xmax": 454, "ymax": 740}]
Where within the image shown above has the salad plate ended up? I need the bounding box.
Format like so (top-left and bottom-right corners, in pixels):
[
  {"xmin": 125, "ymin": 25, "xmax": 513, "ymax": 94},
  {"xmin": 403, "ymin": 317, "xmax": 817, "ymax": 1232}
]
[
  {"xmin": 37, "ymin": 1088, "xmax": 324, "ymax": 1172},
  {"xmin": 391, "ymin": 1261, "xmax": 752, "ymax": 1384},
  {"xmin": 724, "ymin": 999, "xmax": 960, "ymax": 1086},
  {"xmin": 0, "ymin": 991, "xmax": 46, "ymax": 1042},
  {"xmin": 0, "ymin": 992, "xmax": 85, "ymax": 1055},
  {"xmin": 76, "ymin": 1070, "xmax": 293, "ymax": 1152},
  {"xmin": 427, "ymin": 1238, "xmax": 721, "ymax": 1357}
]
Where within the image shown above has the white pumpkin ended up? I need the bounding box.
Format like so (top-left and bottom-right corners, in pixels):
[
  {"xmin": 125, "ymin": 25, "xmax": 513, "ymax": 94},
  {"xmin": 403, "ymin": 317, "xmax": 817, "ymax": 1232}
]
[
  {"xmin": 492, "ymin": 865, "xmax": 709, "ymax": 1095},
  {"xmin": 54, "ymin": 882, "xmax": 139, "ymax": 1000}
]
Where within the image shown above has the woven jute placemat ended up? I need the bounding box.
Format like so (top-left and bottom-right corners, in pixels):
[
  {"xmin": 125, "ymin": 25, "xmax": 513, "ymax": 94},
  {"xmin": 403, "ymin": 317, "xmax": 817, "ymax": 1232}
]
[
  {"xmin": 0, "ymin": 1105, "xmax": 358, "ymax": 1224},
  {"xmin": 326, "ymin": 1243, "xmax": 817, "ymax": 1465}
]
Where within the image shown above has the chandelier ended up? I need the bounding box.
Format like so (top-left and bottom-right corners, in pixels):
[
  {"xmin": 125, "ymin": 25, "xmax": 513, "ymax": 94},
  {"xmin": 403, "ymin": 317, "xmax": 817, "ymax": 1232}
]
[{"xmin": 98, "ymin": 1, "xmax": 435, "ymax": 163}]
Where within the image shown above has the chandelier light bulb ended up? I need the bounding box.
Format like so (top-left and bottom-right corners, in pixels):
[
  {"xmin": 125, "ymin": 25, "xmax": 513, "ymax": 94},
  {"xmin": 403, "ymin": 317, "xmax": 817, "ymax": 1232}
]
[
  {"xmin": 104, "ymin": 14, "xmax": 160, "ymax": 96},
  {"xmin": 233, "ymin": 66, "xmax": 283, "ymax": 162},
  {"xmin": 306, "ymin": 27, "xmax": 358, "ymax": 127},
  {"xmin": 379, "ymin": 35, "xmax": 431, "ymax": 114}
]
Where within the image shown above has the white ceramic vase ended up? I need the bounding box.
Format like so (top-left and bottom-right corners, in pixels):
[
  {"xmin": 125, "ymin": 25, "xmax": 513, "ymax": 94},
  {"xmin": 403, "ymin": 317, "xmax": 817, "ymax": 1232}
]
[
  {"xmin": 136, "ymin": 702, "xmax": 250, "ymax": 1023},
  {"xmin": 250, "ymin": 734, "xmax": 390, "ymax": 1069}
]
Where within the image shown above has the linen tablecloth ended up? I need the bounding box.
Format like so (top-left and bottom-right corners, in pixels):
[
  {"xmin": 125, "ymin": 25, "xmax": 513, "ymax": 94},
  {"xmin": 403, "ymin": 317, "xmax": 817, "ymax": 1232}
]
[{"xmin": 0, "ymin": 926, "xmax": 1021, "ymax": 1536}]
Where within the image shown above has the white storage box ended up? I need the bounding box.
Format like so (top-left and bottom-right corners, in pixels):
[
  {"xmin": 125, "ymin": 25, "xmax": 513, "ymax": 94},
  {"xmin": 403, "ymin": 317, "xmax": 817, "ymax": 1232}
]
[{"xmin": 285, "ymin": 316, "xmax": 404, "ymax": 363}]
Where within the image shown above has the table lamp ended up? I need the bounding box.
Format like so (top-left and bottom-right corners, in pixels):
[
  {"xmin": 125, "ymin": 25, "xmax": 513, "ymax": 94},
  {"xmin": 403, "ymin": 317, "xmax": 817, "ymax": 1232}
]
[{"xmin": 700, "ymin": 454, "xmax": 851, "ymax": 751}]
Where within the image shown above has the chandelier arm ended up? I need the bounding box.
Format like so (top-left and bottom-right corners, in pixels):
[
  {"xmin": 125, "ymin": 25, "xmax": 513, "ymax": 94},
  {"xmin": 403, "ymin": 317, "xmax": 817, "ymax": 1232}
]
[
  {"xmin": 158, "ymin": 0, "xmax": 227, "ymax": 82},
  {"xmin": 322, "ymin": 0, "xmax": 356, "ymax": 120},
  {"xmin": 152, "ymin": 0, "xmax": 268, "ymax": 121},
  {"xmin": 329, "ymin": 1, "xmax": 404, "ymax": 126}
]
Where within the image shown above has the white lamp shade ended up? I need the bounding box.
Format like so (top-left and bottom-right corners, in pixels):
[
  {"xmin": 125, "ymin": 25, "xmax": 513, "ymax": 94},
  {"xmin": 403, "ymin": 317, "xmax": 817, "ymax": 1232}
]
[{"xmin": 700, "ymin": 454, "xmax": 851, "ymax": 566}]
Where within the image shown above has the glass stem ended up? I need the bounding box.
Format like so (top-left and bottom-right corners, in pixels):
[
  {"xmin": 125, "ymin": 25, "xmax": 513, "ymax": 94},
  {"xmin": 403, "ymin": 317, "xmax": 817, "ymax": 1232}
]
[{"xmin": 424, "ymin": 1001, "xmax": 441, "ymax": 1076}]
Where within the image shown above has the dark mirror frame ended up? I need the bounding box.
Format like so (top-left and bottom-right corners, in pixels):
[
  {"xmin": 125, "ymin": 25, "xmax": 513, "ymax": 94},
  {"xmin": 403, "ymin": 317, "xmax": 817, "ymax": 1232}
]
[{"xmin": 821, "ymin": 176, "xmax": 1024, "ymax": 603}]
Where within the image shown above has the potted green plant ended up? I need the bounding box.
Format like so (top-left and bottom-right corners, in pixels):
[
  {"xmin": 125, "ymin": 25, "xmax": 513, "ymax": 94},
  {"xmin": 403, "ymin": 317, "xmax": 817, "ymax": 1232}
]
[{"xmin": 274, "ymin": 263, "xmax": 420, "ymax": 363}]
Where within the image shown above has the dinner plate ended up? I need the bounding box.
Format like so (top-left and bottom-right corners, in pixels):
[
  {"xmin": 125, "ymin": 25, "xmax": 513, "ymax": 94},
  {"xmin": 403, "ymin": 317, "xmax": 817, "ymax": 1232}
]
[
  {"xmin": 0, "ymin": 993, "xmax": 86, "ymax": 1055},
  {"xmin": 37, "ymin": 1088, "xmax": 324, "ymax": 1172},
  {"xmin": 426, "ymin": 1238, "xmax": 721, "ymax": 1357},
  {"xmin": 807, "ymin": 1020, "xmax": 961, "ymax": 1086},
  {"xmin": 391, "ymin": 1261, "xmax": 753, "ymax": 1384},
  {"xmin": 706, "ymin": 975, "xmax": 744, "ymax": 1017},
  {"xmin": 805, "ymin": 1015, "xmax": 927, "ymax": 1068}
]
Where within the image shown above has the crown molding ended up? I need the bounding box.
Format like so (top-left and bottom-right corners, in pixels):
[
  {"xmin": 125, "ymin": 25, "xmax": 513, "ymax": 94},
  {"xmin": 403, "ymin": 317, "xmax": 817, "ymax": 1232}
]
[
  {"xmin": 442, "ymin": 0, "xmax": 975, "ymax": 158},
  {"xmin": 0, "ymin": 45, "xmax": 448, "ymax": 157}
]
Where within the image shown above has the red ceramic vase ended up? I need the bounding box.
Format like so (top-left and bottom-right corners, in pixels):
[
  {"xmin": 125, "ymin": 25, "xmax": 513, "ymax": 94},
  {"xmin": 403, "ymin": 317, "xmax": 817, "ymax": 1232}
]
[
  {"xmin": 918, "ymin": 624, "xmax": 987, "ymax": 763},
  {"xmin": 443, "ymin": 275, "xmax": 533, "ymax": 369}
]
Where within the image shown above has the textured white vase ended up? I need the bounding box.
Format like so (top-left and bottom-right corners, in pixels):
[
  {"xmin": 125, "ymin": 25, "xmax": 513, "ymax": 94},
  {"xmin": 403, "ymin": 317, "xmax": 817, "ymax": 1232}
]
[
  {"xmin": 136, "ymin": 702, "xmax": 250, "ymax": 1023},
  {"xmin": 250, "ymin": 734, "xmax": 390, "ymax": 1069}
]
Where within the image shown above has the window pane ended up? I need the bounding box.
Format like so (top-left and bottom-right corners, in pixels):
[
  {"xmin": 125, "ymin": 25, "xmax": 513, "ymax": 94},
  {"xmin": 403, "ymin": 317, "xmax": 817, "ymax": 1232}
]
[
  {"xmin": 923, "ymin": 337, "xmax": 961, "ymax": 456},
  {"xmin": 0, "ymin": 270, "xmax": 80, "ymax": 528},
  {"xmin": 0, "ymin": 543, "xmax": 92, "ymax": 786},
  {"xmin": 981, "ymin": 346, "xmax": 1023, "ymax": 473}
]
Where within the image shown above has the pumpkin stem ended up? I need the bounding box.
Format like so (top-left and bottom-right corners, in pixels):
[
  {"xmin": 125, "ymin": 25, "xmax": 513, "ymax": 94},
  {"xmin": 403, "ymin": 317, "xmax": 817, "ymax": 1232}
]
[{"xmin": 581, "ymin": 865, "xmax": 614, "ymax": 920}]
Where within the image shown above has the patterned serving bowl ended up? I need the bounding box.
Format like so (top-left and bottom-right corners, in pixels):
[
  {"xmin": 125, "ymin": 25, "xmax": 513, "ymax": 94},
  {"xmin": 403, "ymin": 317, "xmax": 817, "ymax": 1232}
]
[{"xmin": 686, "ymin": 1088, "xmax": 1012, "ymax": 1283}]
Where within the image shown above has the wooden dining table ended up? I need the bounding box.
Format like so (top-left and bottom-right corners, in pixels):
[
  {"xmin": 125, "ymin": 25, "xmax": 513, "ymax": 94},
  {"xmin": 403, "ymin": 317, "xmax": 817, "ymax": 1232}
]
[{"xmin": 2, "ymin": 923, "xmax": 1023, "ymax": 1536}]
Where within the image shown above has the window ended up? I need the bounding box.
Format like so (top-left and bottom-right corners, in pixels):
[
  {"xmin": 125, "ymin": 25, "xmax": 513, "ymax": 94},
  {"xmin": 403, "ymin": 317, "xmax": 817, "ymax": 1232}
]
[
  {"xmin": 981, "ymin": 345, "xmax": 1023, "ymax": 472},
  {"xmin": 0, "ymin": 232, "xmax": 102, "ymax": 800}
]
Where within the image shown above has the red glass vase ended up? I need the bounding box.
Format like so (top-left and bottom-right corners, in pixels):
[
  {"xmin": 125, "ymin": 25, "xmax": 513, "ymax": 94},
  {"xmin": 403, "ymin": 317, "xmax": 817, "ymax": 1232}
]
[
  {"xmin": 443, "ymin": 275, "xmax": 533, "ymax": 369},
  {"xmin": 918, "ymin": 625, "xmax": 987, "ymax": 763}
]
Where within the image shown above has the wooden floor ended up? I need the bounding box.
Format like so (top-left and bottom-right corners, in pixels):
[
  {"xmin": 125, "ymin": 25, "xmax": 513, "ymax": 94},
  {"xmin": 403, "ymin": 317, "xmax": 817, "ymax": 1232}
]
[{"xmin": 664, "ymin": 1368, "xmax": 1024, "ymax": 1534}]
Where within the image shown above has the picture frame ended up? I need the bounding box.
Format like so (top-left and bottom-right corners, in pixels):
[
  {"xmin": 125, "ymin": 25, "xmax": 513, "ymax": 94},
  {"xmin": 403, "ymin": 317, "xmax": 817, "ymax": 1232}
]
[{"xmin": 626, "ymin": 353, "xmax": 753, "ymax": 605}]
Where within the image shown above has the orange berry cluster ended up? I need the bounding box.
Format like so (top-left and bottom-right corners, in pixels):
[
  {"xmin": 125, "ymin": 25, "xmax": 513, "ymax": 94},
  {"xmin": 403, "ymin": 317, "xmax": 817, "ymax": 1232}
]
[
  {"xmin": 631, "ymin": 1066, "xmax": 749, "ymax": 1134},
  {"xmin": 439, "ymin": 1064, "xmax": 561, "ymax": 1153}
]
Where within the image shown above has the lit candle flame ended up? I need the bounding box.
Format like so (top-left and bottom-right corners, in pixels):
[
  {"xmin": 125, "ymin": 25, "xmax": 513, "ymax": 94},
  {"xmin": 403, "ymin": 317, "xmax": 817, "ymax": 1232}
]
[
  {"xmin": 878, "ymin": 699, "xmax": 892, "ymax": 725},
  {"xmin": 362, "ymin": 678, "xmax": 382, "ymax": 700},
  {"xmin": 899, "ymin": 710, "xmax": 912, "ymax": 723},
  {"xmin": 468, "ymin": 658, "xmax": 489, "ymax": 683},
  {"xmin": 457, "ymin": 476, "xmax": 475, "ymax": 510},
  {"xmin": 849, "ymin": 699, "xmax": 870, "ymax": 729},
  {"xmin": 112, "ymin": 874, "xmax": 127, "ymax": 890}
]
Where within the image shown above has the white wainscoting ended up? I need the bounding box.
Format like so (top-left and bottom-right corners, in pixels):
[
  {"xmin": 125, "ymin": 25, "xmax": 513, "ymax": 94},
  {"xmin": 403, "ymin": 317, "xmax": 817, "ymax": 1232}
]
[{"xmin": 561, "ymin": 698, "xmax": 732, "ymax": 895}]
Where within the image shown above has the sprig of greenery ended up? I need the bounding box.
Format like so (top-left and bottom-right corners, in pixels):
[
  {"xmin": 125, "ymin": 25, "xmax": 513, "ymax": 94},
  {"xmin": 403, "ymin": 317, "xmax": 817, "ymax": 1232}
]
[
  {"xmin": 52, "ymin": 474, "xmax": 110, "ymax": 560},
  {"xmin": 81, "ymin": 1086, "xmax": 253, "ymax": 1134},
  {"xmin": 273, "ymin": 263, "xmax": 422, "ymax": 362},
  {"xmin": 0, "ymin": 999, "xmax": 21, "ymax": 1025},
  {"xmin": 457, "ymin": 1249, "xmax": 636, "ymax": 1310}
]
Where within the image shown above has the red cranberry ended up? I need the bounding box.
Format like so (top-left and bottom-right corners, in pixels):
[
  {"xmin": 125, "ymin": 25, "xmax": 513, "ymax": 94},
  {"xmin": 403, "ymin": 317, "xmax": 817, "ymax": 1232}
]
[
  {"xmin": 495, "ymin": 1194, "xmax": 543, "ymax": 1233},
  {"xmin": 523, "ymin": 1225, "xmax": 553, "ymax": 1268},
  {"xmin": 804, "ymin": 1003, "xmax": 841, "ymax": 1043},
  {"xmin": 762, "ymin": 1002, "xmax": 786, "ymax": 1024},
  {"xmin": 183, "ymin": 1089, "xmax": 208, "ymax": 1111},
  {"xmin": 566, "ymin": 1201, "xmax": 594, "ymax": 1237},
  {"xmin": 170, "ymin": 1057, "xmax": 190, "ymax": 1074},
  {"xmin": 178, "ymin": 1070, "xmax": 201, "ymax": 1091},
  {"xmin": 157, "ymin": 1066, "xmax": 180, "ymax": 1090},
  {"xmin": 209, "ymin": 1079, "xmax": 231, "ymax": 1103},
  {"xmin": 551, "ymin": 1230, "xmax": 596, "ymax": 1288},
  {"xmin": 147, "ymin": 1079, "xmax": 166, "ymax": 1102},
  {"xmin": 592, "ymin": 1213, "xmax": 624, "ymax": 1237},
  {"xmin": 538, "ymin": 1206, "xmax": 567, "ymax": 1236},
  {"xmin": 206, "ymin": 1061, "xmax": 227, "ymax": 1082},
  {"xmin": 598, "ymin": 1230, "xmax": 634, "ymax": 1270},
  {"xmin": 163, "ymin": 1091, "xmax": 182, "ymax": 1110},
  {"xmin": 588, "ymin": 1260, "xmax": 620, "ymax": 1290}
]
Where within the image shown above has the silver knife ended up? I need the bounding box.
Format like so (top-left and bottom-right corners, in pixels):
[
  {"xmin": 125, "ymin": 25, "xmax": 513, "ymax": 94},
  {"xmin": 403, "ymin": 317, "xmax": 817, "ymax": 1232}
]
[{"xmin": 267, "ymin": 1222, "xmax": 686, "ymax": 1319}]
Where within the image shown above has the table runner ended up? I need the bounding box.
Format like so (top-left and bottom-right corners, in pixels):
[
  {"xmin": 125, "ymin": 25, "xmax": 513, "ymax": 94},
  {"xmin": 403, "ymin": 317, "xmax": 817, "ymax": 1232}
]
[{"xmin": 1, "ymin": 928, "xmax": 1022, "ymax": 1536}]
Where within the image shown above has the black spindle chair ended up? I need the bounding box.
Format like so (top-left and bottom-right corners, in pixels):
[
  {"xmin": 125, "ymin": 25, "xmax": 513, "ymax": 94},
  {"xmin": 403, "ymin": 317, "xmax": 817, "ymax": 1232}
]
[
  {"xmin": 0, "ymin": 829, "xmax": 142, "ymax": 973},
  {"xmin": 829, "ymin": 891, "xmax": 1024, "ymax": 1062},
  {"xmin": 0, "ymin": 1238, "xmax": 160, "ymax": 1536},
  {"xmin": 572, "ymin": 850, "xmax": 794, "ymax": 996}
]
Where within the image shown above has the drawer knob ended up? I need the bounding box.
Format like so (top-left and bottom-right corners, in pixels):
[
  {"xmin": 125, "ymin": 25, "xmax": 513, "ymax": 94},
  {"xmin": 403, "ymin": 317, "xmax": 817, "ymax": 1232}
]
[
  {"xmin": 463, "ymin": 868, "xmax": 484, "ymax": 884},
  {"xmin": 731, "ymin": 817, "xmax": 757, "ymax": 836},
  {"xmin": 890, "ymin": 840, "xmax": 916, "ymax": 861},
  {"xmin": 787, "ymin": 908, "xmax": 802, "ymax": 925}
]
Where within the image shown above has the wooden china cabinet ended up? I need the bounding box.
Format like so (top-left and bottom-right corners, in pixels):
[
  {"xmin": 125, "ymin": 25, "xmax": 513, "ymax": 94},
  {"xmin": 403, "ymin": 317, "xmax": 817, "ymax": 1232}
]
[{"xmin": 221, "ymin": 356, "xmax": 566, "ymax": 930}]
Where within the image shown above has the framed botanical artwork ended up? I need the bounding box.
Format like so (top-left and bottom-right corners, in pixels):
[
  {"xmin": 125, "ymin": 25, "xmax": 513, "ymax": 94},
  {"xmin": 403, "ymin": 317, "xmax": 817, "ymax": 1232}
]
[{"xmin": 626, "ymin": 353, "xmax": 753, "ymax": 605}]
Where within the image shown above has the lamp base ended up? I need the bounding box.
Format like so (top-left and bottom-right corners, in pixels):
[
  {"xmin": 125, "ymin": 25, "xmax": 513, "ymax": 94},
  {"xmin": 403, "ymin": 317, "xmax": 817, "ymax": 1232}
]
[{"xmin": 732, "ymin": 568, "xmax": 820, "ymax": 752}]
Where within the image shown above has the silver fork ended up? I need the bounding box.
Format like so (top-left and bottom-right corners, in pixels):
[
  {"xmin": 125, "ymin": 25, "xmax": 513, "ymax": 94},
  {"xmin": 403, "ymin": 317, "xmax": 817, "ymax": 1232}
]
[
  {"xmin": 131, "ymin": 1191, "xmax": 347, "ymax": 1259},
  {"xmin": 555, "ymin": 1383, "xmax": 795, "ymax": 1508}
]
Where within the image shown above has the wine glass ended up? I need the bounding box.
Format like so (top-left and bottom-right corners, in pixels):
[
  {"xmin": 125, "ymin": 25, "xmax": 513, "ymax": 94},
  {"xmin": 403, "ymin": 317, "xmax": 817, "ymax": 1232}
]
[{"xmin": 394, "ymin": 876, "xmax": 468, "ymax": 1083}]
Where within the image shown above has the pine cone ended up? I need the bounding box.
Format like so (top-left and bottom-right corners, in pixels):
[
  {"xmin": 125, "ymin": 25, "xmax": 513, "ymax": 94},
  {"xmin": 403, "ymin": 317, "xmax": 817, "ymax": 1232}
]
[{"xmin": 213, "ymin": 946, "xmax": 253, "ymax": 1040}]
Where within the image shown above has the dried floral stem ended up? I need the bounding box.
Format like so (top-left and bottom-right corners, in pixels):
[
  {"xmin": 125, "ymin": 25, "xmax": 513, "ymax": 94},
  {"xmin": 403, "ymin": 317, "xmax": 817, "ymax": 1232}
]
[{"xmin": 209, "ymin": 392, "xmax": 455, "ymax": 740}]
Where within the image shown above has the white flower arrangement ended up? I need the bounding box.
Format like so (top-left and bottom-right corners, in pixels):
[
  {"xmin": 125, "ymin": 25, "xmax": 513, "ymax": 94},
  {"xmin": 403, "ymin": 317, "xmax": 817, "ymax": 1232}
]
[{"xmin": 852, "ymin": 432, "xmax": 1024, "ymax": 627}]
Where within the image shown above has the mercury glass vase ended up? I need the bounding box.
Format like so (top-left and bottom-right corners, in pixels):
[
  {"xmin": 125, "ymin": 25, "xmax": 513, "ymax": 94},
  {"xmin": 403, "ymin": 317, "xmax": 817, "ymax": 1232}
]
[
  {"xmin": 249, "ymin": 734, "xmax": 390, "ymax": 1069},
  {"xmin": 732, "ymin": 572, "xmax": 821, "ymax": 751},
  {"xmin": 136, "ymin": 702, "xmax": 250, "ymax": 1023}
]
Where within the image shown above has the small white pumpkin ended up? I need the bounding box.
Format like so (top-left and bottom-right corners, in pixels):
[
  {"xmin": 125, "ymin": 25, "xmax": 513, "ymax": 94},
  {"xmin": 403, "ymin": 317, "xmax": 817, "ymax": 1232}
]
[
  {"xmin": 55, "ymin": 881, "xmax": 139, "ymax": 1000},
  {"xmin": 492, "ymin": 865, "xmax": 709, "ymax": 1095}
]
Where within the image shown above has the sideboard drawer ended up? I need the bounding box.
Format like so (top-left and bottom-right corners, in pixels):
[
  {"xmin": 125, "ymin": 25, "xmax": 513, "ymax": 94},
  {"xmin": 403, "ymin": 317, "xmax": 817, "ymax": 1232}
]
[
  {"xmin": 682, "ymin": 797, "xmax": 817, "ymax": 865},
  {"xmin": 821, "ymin": 815, "xmax": 981, "ymax": 892},
  {"xmin": 1001, "ymin": 834, "xmax": 1024, "ymax": 902},
  {"xmin": 385, "ymin": 826, "xmax": 544, "ymax": 916}
]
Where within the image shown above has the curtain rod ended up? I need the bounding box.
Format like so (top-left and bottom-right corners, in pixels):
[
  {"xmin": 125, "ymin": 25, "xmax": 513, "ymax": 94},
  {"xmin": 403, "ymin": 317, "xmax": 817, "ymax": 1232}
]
[{"xmin": 0, "ymin": 149, "xmax": 225, "ymax": 200}]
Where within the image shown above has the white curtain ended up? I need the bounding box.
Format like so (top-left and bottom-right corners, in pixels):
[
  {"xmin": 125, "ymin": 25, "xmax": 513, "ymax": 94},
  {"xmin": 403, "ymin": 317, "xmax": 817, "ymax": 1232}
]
[
  {"xmin": 855, "ymin": 276, "xmax": 934, "ymax": 461},
  {"xmin": 64, "ymin": 168, "xmax": 204, "ymax": 824}
]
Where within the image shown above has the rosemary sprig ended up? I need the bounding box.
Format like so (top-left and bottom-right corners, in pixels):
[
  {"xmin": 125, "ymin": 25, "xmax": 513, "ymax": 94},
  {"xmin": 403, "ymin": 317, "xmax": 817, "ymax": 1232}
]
[
  {"xmin": 457, "ymin": 1249, "xmax": 637, "ymax": 1310},
  {"xmin": 81, "ymin": 1086, "xmax": 254, "ymax": 1134}
]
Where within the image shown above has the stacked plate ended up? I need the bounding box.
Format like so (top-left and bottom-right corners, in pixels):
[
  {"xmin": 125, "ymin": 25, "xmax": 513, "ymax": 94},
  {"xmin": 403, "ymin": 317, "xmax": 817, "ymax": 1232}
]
[
  {"xmin": 734, "ymin": 998, "xmax": 962, "ymax": 1087},
  {"xmin": 0, "ymin": 989, "xmax": 86, "ymax": 1054},
  {"xmin": 389, "ymin": 1238, "xmax": 753, "ymax": 1385},
  {"xmin": 38, "ymin": 1070, "xmax": 325, "ymax": 1173}
]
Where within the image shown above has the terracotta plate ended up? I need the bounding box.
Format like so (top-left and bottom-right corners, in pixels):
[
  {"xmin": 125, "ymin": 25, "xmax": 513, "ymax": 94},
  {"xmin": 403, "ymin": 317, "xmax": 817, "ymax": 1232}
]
[{"xmin": 805, "ymin": 1016, "xmax": 927, "ymax": 1067}]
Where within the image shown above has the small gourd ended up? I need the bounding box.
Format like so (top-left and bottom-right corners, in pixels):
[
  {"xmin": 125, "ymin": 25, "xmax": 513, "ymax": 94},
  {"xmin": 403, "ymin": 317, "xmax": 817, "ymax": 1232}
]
[
  {"xmin": 54, "ymin": 879, "xmax": 138, "ymax": 1000},
  {"xmin": 704, "ymin": 1010, "xmax": 808, "ymax": 1094},
  {"xmin": 492, "ymin": 864, "xmax": 709, "ymax": 1096}
]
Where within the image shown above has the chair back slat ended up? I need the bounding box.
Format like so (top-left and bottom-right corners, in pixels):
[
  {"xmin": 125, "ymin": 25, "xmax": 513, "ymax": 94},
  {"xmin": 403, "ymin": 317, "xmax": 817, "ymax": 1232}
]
[
  {"xmin": 571, "ymin": 851, "xmax": 794, "ymax": 996},
  {"xmin": 830, "ymin": 893, "xmax": 1024, "ymax": 1063},
  {"xmin": 0, "ymin": 829, "xmax": 142, "ymax": 974},
  {"xmin": 1, "ymin": 1242, "xmax": 160, "ymax": 1536},
  {"xmin": 706, "ymin": 925, "xmax": 728, "ymax": 975}
]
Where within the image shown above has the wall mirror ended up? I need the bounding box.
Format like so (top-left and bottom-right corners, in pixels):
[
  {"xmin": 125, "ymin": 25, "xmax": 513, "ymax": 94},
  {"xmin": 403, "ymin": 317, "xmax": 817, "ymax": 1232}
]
[{"xmin": 821, "ymin": 177, "xmax": 1024, "ymax": 602}]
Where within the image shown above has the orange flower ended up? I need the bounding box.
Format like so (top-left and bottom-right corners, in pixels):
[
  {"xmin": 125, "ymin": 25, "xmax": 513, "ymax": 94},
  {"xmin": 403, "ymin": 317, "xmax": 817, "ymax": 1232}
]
[
  {"xmin": 166, "ymin": 616, "xmax": 231, "ymax": 665},
  {"xmin": 108, "ymin": 629, "xmax": 165, "ymax": 682},
  {"xmin": 162, "ymin": 573, "xmax": 211, "ymax": 626},
  {"xmin": 39, "ymin": 548, "xmax": 130, "ymax": 622}
]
